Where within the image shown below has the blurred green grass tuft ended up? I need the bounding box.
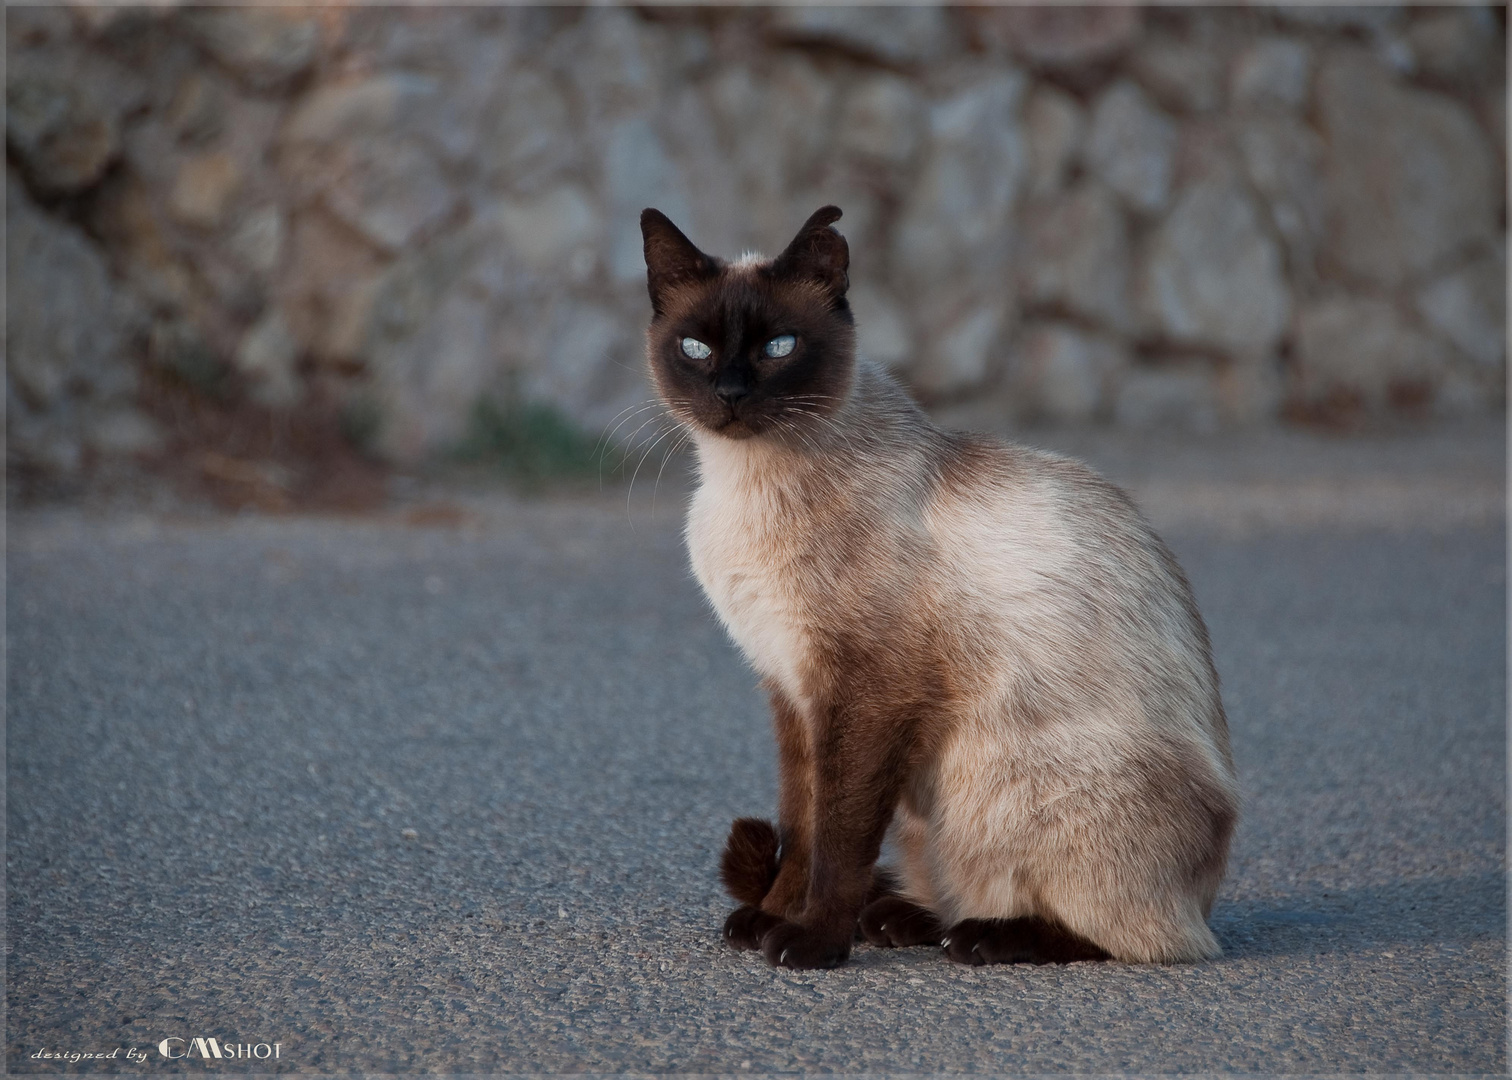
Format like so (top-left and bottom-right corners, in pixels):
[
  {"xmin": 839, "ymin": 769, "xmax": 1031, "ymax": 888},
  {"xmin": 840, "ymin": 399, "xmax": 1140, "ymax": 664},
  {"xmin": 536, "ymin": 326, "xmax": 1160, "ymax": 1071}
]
[{"xmin": 452, "ymin": 396, "xmax": 620, "ymax": 489}]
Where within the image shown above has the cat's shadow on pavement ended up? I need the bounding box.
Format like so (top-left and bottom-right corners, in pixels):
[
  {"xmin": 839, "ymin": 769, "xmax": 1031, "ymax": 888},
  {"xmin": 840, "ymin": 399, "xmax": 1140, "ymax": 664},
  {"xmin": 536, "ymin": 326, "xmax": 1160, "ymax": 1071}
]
[{"xmin": 1210, "ymin": 871, "xmax": 1503, "ymax": 959}]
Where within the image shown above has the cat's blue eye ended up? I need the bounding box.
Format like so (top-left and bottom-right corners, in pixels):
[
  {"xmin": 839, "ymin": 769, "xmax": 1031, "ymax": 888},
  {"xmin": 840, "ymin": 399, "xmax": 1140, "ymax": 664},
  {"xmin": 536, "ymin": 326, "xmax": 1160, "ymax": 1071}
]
[
  {"xmin": 680, "ymin": 338, "xmax": 712, "ymax": 360},
  {"xmin": 764, "ymin": 334, "xmax": 796, "ymax": 359}
]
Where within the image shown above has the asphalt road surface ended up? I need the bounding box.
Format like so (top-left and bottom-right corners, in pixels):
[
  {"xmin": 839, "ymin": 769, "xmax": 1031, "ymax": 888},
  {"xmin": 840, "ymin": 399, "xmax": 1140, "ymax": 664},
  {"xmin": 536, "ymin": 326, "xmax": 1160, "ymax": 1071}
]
[{"xmin": 7, "ymin": 426, "xmax": 1506, "ymax": 1074}]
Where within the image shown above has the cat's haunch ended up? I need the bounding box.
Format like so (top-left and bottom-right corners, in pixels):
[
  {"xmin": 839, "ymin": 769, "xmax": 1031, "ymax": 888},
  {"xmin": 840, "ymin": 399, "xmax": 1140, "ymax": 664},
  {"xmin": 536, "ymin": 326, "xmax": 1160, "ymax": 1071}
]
[{"xmin": 643, "ymin": 206, "xmax": 1239, "ymax": 970}]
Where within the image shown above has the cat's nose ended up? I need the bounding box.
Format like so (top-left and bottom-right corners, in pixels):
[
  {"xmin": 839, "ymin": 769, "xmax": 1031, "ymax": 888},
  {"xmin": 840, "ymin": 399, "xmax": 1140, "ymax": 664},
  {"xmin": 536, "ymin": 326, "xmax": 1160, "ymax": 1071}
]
[{"xmin": 713, "ymin": 375, "xmax": 750, "ymax": 407}]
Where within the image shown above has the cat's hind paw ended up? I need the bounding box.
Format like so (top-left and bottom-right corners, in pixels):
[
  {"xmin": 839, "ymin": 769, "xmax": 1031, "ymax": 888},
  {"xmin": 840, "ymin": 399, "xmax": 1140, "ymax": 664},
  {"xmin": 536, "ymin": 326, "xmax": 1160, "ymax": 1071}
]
[
  {"xmin": 760, "ymin": 921, "xmax": 852, "ymax": 970},
  {"xmin": 720, "ymin": 818, "xmax": 780, "ymax": 907},
  {"xmin": 942, "ymin": 917, "xmax": 1111, "ymax": 966},
  {"xmin": 859, "ymin": 895, "xmax": 944, "ymax": 948},
  {"xmin": 722, "ymin": 904, "xmax": 783, "ymax": 951}
]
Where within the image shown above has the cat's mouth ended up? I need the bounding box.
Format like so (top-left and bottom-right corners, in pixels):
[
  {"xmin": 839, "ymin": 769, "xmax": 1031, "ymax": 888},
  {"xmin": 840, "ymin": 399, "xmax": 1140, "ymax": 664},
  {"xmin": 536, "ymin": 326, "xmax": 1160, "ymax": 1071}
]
[
  {"xmin": 685, "ymin": 398, "xmax": 767, "ymax": 440},
  {"xmin": 673, "ymin": 398, "xmax": 779, "ymax": 441}
]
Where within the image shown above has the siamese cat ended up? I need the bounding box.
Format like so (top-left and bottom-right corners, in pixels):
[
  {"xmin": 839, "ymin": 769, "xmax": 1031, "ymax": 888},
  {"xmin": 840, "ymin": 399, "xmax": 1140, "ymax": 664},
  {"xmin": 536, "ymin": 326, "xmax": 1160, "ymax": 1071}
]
[{"xmin": 640, "ymin": 205, "xmax": 1238, "ymax": 970}]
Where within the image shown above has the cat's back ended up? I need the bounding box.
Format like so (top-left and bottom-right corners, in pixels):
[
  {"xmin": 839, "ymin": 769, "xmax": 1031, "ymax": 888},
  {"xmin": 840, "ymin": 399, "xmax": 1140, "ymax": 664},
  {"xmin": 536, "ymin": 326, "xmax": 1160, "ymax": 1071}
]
[{"xmin": 924, "ymin": 433, "xmax": 1177, "ymax": 609}]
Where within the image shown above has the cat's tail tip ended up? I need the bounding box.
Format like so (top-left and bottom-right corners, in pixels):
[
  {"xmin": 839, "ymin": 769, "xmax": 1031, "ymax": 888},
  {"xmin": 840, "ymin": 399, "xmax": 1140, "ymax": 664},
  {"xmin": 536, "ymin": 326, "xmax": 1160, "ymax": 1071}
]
[{"xmin": 720, "ymin": 817, "xmax": 779, "ymax": 907}]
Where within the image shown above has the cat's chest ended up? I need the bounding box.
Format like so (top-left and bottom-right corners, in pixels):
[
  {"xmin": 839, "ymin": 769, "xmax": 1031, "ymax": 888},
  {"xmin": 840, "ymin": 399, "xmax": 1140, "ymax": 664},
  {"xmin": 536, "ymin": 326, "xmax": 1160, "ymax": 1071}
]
[{"xmin": 685, "ymin": 484, "xmax": 819, "ymax": 699}]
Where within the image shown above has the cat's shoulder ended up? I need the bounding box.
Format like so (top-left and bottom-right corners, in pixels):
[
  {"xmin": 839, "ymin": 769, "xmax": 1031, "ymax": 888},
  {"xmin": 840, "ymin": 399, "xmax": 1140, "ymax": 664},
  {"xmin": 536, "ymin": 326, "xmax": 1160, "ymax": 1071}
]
[{"xmin": 932, "ymin": 429, "xmax": 1132, "ymax": 506}]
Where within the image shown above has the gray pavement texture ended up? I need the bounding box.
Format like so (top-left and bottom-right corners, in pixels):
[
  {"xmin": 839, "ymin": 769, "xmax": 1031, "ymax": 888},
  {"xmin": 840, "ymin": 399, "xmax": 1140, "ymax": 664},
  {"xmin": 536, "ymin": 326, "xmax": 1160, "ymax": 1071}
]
[{"xmin": 7, "ymin": 424, "xmax": 1508, "ymax": 1075}]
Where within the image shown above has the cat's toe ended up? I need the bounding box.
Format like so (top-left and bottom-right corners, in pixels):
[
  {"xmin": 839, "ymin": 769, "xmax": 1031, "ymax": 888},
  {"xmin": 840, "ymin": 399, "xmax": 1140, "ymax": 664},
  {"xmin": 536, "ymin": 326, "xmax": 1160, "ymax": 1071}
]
[
  {"xmin": 859, "ymin": 895, "xmax": 944, "ymax": 948},
  {"xmin": 760, "ymin": 922, "xmax": 851, "ymax": 970},
  {"xmin": 723, "ymin": 905, "xmax": 782, "ymax": 951}
]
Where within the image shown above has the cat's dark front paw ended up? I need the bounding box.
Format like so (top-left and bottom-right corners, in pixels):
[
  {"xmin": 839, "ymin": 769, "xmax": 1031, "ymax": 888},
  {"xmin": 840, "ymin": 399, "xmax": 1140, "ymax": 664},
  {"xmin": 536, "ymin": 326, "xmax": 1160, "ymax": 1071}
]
[
  {"xmin": 942, "ymin": 917, "xmax": 1111, "ymax": 966},
  {"xmin": 723, "ymin": 905, "xmax": 783, "ymax": 951},
  {"xmin": 760, "ymin": 921, "xmax": 852, "ymax": 970},
  {"xmin": 859, "ymin": 895, "xmax": 944, "ymax": 948},
  {"xmin": 943, "ymin": 918, "xmax": 1035, "ymax": 965}
]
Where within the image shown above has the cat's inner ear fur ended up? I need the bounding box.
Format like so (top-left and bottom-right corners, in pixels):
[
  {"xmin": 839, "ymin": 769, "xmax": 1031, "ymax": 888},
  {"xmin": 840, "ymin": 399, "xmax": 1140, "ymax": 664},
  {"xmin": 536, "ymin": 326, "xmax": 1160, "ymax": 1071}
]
[
  {"xmin": 641, "ymin": 208, "xmax": 720, "ymax": 317},
  {"xmin": 769, "ymin": 205, "xmax": 849, "ymax": 299}
]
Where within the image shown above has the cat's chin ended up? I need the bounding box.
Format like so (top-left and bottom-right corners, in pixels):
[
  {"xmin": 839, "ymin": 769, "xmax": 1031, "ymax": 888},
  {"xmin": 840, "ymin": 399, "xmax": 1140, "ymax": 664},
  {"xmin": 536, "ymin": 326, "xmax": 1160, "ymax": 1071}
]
[{"xmin": 701, "ymin": 416, "xmax": 765, "ymax": 441}]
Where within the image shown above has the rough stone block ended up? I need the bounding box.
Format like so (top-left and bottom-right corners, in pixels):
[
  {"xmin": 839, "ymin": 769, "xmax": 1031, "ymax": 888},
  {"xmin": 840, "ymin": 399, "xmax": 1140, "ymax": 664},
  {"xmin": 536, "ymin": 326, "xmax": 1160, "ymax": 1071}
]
[
  {"xmin": 7, "ymin": 171, "xmax": 140, "ymax": 412},
  {"xmin": 892, "ymin": 72, "xmax": 1028, "ymax": 289},
  {"xmin": 169, "ymin": 151, "xmax": 243, "ymax": 230},
  {"xmin": 234, "ymin": 310, "xmax": 302, "ymax": 408},
  {"xmin": 1024, "ymin": 84, "xmax": 1085, "ymax": 199},
  {"xmin": 1010, "ymin": 322, "xmax": 1126, "ymax": 423},
  {"xmin": 1292, "ymin": 294, "xmax": 1451, "ymax": 415},
  {"xmin": 493, "ymin": 185, "xmax": 601, "ymax": 277},
  {"xmin": 1113, "ymin": 365, "xmax": 1221, "ymax": 433},
  {"xmin": 1137, "ymin": 180, "xmax": 1291, "ymax": 355},
  {"xmin": 1236, "ymin": 114, "xmax": 1326, "ymax": 286},
  {"xmin": 180, "ymin": 8, "xmax": 319, "ymax": 91},
  {"xmin": 928, "ymin": 302, "xmax": 1011, "ymax": 397},
  {"xmin": 1230, "ymin": 38, "xmax": 1312, "ymax": 110},
  {"xmin": 837, "ymin": 75, "xmax": 924, "ymax": 168},
  {"xmin": 849, "ymin": 282, "xmax": 915, "ymax": 371},
  {"xmin": 979, "ymin": 6, "xmax": 1141, "ymax": 69},
  {"xmin": 1131, "ymin": 37, "xmax": 1226, "ymax": 114},
  {"xmin": 1318, "ymin": 47, "xmax": 1497, "ymax": 288},
  {"xmin": 1415, "ymin": 247, "xmax": 1507, "ymax": 373},
  {"xmin": 7, "ymin": 170, "xmax": 154, "ymax": 473},
  {"xmin": 6, "ymin": 61, "xmax": 123, "ymax": 195},
  {"xmin": 1405, "ymin": 8, "xmax": 1500, "ymax": 84},
  {"xmin": 769, "ymin": 6, "xmax": 960, "ymax": 65},
  {"xmin": 1085, "ymin": 80, "xmax": 1178, "ymax": 214},
  {"xmin": 1020, "ymin": 181, "xmax": 1133, "ymax": 334}
]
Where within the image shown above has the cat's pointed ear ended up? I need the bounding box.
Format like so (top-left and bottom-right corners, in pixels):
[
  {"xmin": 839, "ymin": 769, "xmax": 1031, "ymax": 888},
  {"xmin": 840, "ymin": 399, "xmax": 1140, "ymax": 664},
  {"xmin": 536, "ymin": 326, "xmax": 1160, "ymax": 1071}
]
[
  {"xmin": 641, "ymin": 208, "xmax": 719, "ymax": 317},
  {"xmin": 770, "ymin": 205, "xmax": 849, "ymax": 298}
]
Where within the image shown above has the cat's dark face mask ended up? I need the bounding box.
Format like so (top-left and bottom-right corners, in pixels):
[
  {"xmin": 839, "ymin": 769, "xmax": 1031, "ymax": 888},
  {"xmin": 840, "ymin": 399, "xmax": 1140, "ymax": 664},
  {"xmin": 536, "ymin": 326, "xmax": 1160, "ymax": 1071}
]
[{"xmin": 640, "ymin": 206, "xmax": 858, "ymax": 441}]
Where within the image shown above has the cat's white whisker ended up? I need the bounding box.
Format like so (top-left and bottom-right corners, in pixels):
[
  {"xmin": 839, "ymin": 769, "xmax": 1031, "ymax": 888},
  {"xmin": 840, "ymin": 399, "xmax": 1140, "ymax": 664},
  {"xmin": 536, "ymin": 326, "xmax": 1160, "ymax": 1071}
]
[
  {"xmin": 619, "ymin": 411, "xmax": 672, "ymax": 453},
  {"xmin": 598, "ymin": 401, "xmax": 659, "ymax": 443},
  {"xmin": 627, "ymin": 419, "xmax": 685, "ymax": 522},
  {"xmin": 596, "ymin": 399, "xmax": 669, "ymax": 488},
  {"xmin": 652, "ymin": 428, "xmax": 694, "ymax": 512}
]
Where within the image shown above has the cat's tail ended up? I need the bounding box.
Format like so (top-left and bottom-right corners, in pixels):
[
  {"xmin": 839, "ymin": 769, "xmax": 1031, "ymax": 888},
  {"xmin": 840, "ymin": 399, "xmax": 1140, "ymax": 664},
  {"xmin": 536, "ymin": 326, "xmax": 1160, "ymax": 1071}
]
[
  {"xmin": 720, "ymin": 817, "xmax": 779, "ymax": 906},
  {"xmin": 719, "ymin": 817, "xmax": 901, "ymax": 908}
]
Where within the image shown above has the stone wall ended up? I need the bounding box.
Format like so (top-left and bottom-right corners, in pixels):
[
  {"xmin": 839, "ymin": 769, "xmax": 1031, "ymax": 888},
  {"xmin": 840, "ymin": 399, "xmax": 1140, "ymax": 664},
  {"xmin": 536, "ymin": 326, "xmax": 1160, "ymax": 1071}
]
[{"xmin": 7, "ymin": 5, "xmax": 1506, "ymax": 480}]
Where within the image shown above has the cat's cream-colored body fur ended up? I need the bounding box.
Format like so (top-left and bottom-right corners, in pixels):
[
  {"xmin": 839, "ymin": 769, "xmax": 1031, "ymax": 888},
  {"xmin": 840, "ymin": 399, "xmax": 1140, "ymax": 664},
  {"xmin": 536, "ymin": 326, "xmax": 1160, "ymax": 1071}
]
[{"xmin": 686, "ymin": 362, "xmax": 1237, "ymax": 963}]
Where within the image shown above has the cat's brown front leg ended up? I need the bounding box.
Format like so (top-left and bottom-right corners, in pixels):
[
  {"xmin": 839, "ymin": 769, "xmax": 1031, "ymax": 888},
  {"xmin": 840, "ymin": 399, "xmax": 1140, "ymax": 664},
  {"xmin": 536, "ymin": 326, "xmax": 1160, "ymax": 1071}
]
[
  {"xmin": 758, "ymin": 696, "xmax": 916, "ymax": 969},
  {"xmin": 759, "ymin": 686, "xmax": 813, "ymax": 918},
  {"xmin": 722, "ymin": 686, "xmax": 813, "ymax": 950}
]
